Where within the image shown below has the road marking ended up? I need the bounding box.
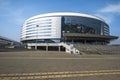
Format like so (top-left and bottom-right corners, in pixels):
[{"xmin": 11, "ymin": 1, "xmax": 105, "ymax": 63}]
[
  {"xmin": 1, "ymin": 69, "xmax": 120, "ymax": 76},
  {"xmin": 0, "ymin": 57, "xmax": 119, "ymax": 60},
  {"xmin": 0, "ymin": 70, "xmax": 120, "ymax": 80}
]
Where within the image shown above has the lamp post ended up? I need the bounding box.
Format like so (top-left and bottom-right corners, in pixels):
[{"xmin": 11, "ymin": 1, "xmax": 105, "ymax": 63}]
[{"xmin": 35, "ymin": 25, "xmax": 39, "ymax": 50}]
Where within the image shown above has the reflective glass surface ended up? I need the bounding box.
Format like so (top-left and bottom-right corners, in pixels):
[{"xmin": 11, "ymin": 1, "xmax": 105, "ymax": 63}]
[{"xmin": 61, "ymin": 16, "xmax": 109, "ymax": 35}]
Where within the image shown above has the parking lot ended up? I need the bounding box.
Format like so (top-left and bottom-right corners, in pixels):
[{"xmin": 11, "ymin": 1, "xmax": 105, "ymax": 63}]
[{"xmin": 0, "ymin": 51, "xmax": 120, "ymax": 80}]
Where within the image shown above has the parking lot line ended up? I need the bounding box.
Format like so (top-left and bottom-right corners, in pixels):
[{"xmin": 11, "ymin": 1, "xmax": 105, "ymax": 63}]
[{"xmin": 0, "ymin": 69, "xmax": 120, "ymax": 80}]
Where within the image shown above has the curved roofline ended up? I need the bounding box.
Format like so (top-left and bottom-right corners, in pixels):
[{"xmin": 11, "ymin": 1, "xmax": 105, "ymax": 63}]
[{"xmin": 26, "ymin": 12, "xmax": 106, "ymax": 23}]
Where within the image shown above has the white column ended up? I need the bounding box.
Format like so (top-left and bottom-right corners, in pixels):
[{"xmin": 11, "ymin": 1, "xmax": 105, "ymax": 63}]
[
  {"xmin": 46, "ymin": 45, "xmax": 48, "ymax": 51},
  {"xmin": 59, "ymin": 46, "xmax": 61, "ymax": 52}
]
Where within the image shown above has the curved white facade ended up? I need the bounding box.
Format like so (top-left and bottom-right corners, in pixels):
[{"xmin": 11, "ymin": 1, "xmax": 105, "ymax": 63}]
[
  {"xmin": 26, "ymin": 12, "xmax": 105, "ymax": 23},
  {"xmin": 21, "ymin": 16, "xmax": 61, "ymax": 41},
  {"xmin": 21, "ymin": 12, "xmax": 109, "ymax": 43}
]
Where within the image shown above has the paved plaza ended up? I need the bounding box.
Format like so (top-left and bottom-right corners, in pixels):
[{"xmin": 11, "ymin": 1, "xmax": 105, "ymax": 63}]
[{"xmin": 0, "ymin": 51, "xmax": 120, "ymax": 80}]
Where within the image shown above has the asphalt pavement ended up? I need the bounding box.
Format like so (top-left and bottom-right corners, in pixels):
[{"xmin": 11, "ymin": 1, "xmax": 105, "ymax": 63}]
[{"xmin": 0, "ymin": 51, "xmax": 120, "ymax": 80}]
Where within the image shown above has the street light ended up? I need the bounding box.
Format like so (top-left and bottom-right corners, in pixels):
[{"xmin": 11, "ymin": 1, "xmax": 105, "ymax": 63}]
[{"xmin": 35, "ymin": 25, "xmax": 39, "ymax": 50}]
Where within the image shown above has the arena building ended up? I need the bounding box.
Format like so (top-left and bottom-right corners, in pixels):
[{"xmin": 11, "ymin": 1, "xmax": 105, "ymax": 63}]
[{"xmin": 21, "ymin": 12, "xmax": 118, "ymax": 51}]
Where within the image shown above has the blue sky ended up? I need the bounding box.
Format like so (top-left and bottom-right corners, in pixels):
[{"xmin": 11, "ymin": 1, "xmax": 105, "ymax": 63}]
[{"xmin": 0, "ymin": 0, "xmax": 120, "ymax": 44}]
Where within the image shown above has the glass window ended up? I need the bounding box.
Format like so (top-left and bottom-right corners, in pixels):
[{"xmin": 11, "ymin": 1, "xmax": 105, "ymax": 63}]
[{"xmin": 61, "ymin": 16, "xmax": 109, "ymax": 35}]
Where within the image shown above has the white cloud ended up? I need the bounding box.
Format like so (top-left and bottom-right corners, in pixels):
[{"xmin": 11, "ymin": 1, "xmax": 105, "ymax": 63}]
[
  {"xmin": 99, "ymin": 3, "xmax": 120, "ymax": 13},
  {"xmin": 95, "ymin": 3, "xmax": 120, "ymax": 24},
  {"xmin": 94, "ymin": 13, "xmax": 114, "ymax": 24}
]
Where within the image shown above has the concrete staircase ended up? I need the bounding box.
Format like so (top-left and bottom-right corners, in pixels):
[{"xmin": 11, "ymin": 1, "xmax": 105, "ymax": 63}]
[
  {"xmin": 60, "ymin": 43, "xmax": 81, "ymax": 54},
  {"xmin": 74, "ymin": 44, "xmax": 120, "ymax": 55}
]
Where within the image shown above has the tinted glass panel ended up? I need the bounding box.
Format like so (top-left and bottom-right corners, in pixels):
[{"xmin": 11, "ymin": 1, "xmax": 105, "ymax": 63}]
[{"xmin": 61, "ymin": 16, "xmax": 109, "ymax": 35}]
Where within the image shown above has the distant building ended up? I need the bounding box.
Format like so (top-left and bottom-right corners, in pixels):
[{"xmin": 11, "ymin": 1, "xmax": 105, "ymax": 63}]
[
  {"xmin": 21, "ymin": 12, "xmax": 118, "ymax": 50},
  {"xmin": 0, "ymin": 36, "xmax": 20, "ymax": 48}
]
